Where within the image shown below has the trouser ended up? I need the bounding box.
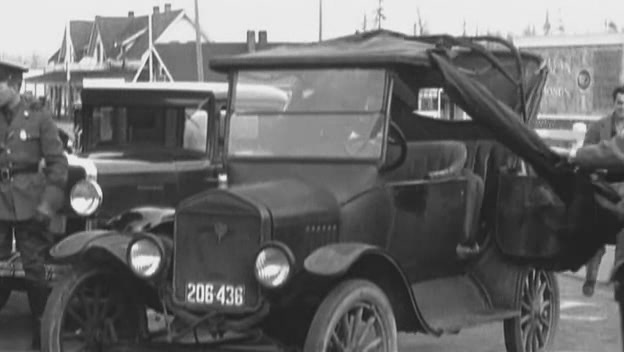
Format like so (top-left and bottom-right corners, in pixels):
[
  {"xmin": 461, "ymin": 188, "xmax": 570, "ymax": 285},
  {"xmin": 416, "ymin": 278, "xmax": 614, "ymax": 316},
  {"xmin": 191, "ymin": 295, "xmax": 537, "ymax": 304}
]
[
  {"xmin": 0, "ymin": 220, "xmax": 52, "ymax": 319},
  {"xmin": 584, "ymin": 245, "xmax": 607, "ymax": 296}
]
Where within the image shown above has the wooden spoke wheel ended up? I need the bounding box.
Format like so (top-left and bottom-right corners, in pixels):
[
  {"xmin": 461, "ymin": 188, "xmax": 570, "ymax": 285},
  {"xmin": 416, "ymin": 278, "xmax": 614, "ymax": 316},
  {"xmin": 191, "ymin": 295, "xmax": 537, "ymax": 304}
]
[
  {"xmin": 504, "ymin": 268, "xmax": 559, "ymax": 352},
  {"xmin": 42, "ymin": 267, "xmax": 146, "ymax": 352},
  {"xmin": 304, "ymin": 279, "xmax": 397, "ymax": 352}
]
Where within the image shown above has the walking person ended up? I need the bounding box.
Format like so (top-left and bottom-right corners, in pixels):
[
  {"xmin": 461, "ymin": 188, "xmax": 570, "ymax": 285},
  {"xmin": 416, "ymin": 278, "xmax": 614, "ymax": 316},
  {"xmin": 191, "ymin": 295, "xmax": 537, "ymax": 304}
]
[
  {"xmin": 0, "ymin": 61, "xmax": 68, "ymax": 349},
  {"xmin": 578, "ymin": 85, "xmax": 624, "ymax": 296}
]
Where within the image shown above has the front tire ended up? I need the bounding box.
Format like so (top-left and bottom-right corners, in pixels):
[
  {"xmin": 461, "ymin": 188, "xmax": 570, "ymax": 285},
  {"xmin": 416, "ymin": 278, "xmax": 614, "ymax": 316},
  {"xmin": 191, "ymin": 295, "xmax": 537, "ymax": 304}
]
[
  {"xmin": 304, "ymin": 279, "xmax": 397, "ymax": 352},
  {"xmin": 504, "ymin": 269, "xmax": 559, "ymax": 352},
  {"xmin": 41, "ymin": 266, "xmax": 146, "ymax": 352}
]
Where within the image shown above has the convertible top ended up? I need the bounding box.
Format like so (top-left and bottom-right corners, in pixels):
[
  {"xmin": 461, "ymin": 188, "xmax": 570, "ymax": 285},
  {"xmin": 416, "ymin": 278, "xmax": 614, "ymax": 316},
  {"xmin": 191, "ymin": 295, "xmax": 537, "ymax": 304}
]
[{"xmin": 210, "ymin": 30, "xmax": 542, "ymax": 71}]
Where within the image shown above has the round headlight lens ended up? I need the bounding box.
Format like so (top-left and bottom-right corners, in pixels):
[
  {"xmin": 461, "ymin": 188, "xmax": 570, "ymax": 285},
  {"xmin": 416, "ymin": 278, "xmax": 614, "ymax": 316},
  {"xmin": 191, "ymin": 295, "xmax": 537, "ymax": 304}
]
[
  {"xmin": 129, "ymin": 239, "xmax": 163, "ymax": 278},
  {"xmin": 254, "ymin": 247, "xmax": 291, "ymax": 288},
  {"xmin": 70, "ymin": 180, "xmax": 102, "ymax": 216}
]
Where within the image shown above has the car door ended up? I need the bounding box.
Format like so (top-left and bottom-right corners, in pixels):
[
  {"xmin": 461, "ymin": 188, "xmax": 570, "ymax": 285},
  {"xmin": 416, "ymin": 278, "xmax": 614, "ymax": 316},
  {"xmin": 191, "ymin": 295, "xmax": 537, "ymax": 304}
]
[{"xmin": 386, "ymin": 178, "xmax": 469, "ymax": 282}]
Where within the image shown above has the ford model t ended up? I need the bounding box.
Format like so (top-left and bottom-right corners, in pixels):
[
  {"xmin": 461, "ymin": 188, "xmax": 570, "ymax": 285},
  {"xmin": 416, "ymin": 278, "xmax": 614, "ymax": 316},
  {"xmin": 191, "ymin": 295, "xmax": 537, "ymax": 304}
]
[{"xmin": 40, "ymin": 30, "xmax": 622, "ymax": 352}]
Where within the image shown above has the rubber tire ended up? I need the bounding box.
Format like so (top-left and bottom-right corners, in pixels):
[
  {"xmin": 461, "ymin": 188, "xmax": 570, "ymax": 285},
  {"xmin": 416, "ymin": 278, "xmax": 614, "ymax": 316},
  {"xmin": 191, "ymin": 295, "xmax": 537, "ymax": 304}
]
[
  {"xmin": 503, "ymin": 269, "xmax": 560, "ymax": 352},
  {"xmin": 41, "ymin": 267, "xmax": 145, "ymax": 352},
  {"xmin": 303, "ymin": 279, "xmax": 398, "ymax": 352}
]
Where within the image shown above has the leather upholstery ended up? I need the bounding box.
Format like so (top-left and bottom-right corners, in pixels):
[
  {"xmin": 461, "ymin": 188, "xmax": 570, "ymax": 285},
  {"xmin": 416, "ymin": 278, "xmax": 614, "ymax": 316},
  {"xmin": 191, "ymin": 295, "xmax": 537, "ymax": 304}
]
[{"xmin": 463, "ymin": 141, "xmax": 515, "ymax": 231}]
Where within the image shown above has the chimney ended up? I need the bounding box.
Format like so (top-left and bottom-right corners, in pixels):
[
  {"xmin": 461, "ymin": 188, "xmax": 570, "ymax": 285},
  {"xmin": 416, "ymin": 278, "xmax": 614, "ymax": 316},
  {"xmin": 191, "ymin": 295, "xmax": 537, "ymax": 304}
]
[
  {"xmin": 164, "ymin": 3, "xmax": 172, "ymax": 13},
  {"xmin": 258, "ymin": 30, "xmax": 268, "ymax": 47},
  {"xmin": 128, "ymin": 11, "xmax": 134, "ymax": 18},
  {"xmin": 153, "ymin": 6, "xmax": 159, "ymax": 15},
  {"xmin": 246, "ymin": 30, "xmax": 256, "ymax": 52}
]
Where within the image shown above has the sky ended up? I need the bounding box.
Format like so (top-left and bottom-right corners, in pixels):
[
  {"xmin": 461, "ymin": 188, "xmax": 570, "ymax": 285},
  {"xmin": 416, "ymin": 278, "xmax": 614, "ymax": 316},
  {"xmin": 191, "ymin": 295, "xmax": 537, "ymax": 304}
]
[{"xmin": 1, "ymin": 0, "xmax": 624, "ymax": 58}]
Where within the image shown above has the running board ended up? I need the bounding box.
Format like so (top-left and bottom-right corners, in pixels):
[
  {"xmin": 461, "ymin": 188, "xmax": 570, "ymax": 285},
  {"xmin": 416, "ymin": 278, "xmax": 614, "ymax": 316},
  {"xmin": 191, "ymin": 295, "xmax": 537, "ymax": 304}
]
[{"xmin": 411, "ymin": 275, "xmax": 518, "ymax": 334}]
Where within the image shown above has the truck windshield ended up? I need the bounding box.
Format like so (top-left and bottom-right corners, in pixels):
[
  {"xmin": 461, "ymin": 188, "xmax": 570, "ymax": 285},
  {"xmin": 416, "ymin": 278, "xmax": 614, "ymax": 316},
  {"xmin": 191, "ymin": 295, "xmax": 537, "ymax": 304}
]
[{"xmin": 228, "ymin": 69, "xmax": 387, "ymax": 159}]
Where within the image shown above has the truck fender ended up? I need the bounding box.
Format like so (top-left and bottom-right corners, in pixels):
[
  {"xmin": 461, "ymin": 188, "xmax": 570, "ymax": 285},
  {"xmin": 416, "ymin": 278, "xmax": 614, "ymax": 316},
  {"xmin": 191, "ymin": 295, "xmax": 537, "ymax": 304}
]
[
  {"xmin": 304, "ymin": 243, "xmax": 434, "ymax": 334},
  {"xmin": 50, "ymin": 230, "xmax": 131, "ymax": 265},
  {"xmin": 106, "ymin": 206, "xmax": 175, "ymax": 233}
]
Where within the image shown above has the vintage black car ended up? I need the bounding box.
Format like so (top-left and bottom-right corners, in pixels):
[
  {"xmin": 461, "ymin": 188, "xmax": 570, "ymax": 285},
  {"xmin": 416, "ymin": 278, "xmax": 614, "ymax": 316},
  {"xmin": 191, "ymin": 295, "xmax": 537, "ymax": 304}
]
[
  {"xmin": 40, "ymin": 31, "xmax": 622, "ymax": 352},
  {"xmin": 0, "ymin": 81, "xmax": 287, "ymax": 310}
]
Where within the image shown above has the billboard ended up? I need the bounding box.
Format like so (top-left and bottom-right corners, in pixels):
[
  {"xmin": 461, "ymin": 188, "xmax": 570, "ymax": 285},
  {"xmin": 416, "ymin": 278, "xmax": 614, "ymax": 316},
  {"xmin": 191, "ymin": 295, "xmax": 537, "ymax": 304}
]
[{"xmin": 517, "ymin": 35, "xmax": 624, "ymax": 117}]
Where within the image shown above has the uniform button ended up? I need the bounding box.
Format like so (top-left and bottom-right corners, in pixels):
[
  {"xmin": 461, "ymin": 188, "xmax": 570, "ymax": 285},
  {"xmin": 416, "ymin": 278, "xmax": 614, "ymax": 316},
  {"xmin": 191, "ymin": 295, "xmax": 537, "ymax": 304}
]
[{"xmin": 5, "ymin": 149, "xmax": 10, "ymax": 155}]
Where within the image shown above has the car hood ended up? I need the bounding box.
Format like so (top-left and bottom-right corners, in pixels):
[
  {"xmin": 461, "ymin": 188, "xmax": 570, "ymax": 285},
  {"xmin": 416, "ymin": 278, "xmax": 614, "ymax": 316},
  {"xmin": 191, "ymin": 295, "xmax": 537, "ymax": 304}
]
[
  {"xmin": 231, "ymin": 178, "xmax": 341, "ymax": 229},
  {"xmin": 77, "ymin": 150, "xmax": 178, "ymax": 220},
  {"xmin": 79, "ymin": 150, "xmax": 177, "ymax": 175}
]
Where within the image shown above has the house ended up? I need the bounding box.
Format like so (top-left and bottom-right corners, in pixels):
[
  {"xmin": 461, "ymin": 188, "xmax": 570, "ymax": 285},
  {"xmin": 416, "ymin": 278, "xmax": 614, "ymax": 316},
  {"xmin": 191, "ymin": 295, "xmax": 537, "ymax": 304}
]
[
  {"xmin": 26, "ymin": 4, "xmax": 209, "ymax": 119},
  {"xmin": 154, "ymin": 30, "xmax": 300, "ymax": 82}
]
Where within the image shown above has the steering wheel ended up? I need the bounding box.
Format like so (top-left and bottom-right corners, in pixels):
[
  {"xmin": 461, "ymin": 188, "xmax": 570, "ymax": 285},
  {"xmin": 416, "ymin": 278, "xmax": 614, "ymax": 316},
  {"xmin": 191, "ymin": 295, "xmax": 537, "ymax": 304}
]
[{"xmin": 380, "ymin": 120, "xmax": 407, "ymax": 172}]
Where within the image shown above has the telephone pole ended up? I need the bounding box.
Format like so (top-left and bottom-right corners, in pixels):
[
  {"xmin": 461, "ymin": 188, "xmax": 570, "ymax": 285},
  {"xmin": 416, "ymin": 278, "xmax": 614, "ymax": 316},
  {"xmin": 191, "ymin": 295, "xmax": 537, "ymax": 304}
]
[
  {"xmin": 318, "ymin": 0, "xmax": 323, "ymax": 41},
  {"xmin": 194, "ymin": 0, "xmax": 204, "ymax": 81}
]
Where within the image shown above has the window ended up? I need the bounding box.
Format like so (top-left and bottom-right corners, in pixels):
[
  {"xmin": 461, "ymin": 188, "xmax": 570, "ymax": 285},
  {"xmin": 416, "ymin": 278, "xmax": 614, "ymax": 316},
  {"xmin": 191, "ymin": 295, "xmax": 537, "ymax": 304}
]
[
  {"xmin": 416, "ymin": 88, "xmax": 471, "ymax": 121},
  {"xmin": 183, "ymin": 109, "xmax": 208, "ymax": 152}
]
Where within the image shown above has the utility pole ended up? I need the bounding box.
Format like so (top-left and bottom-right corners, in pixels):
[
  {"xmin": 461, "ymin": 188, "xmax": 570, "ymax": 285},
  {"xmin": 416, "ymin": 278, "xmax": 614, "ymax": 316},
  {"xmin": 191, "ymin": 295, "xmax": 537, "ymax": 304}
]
[
  {"xmin": 375, "ymin": 0, "xmax": 385, "ymax": 30},
  {"xmin": 194, "ymin": 0, "xmax": 204, "ymax": 81},
  {"xmin": 318, "ymin": 0, "xmax": 323, "ymax": 42},
  {"xmin": 148, "ymin": 12, "xmax": 153, "ymax": 81}
]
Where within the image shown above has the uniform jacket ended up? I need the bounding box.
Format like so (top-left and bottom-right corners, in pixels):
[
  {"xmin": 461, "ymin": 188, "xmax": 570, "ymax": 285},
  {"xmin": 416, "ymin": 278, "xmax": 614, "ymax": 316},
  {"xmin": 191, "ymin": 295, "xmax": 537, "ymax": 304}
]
[
  {"xmin": 584, "ymin": 113, "xmax": 618, "ymax": 146},
  {"xmin": 0, "ymin": 98, "xmax": 68, "ymax": 221}
]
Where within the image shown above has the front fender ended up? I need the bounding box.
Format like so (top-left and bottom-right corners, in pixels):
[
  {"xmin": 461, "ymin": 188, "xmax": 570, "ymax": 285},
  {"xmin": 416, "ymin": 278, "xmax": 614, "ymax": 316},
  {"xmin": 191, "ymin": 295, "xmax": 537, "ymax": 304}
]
[
  {"xmin": 304, "ymin": 243, "xmax": 378, "ymax": 276},
  {"xmin": 50, "ymin": 230, "xmax": 131, "ymax": 265},
  {"xmin": 106, "ymin": 206, "xmax": 175, "ymax": 233},
  {"xmin": 303, "ymin": 242, "xmax": 434, "ymax": 334}
]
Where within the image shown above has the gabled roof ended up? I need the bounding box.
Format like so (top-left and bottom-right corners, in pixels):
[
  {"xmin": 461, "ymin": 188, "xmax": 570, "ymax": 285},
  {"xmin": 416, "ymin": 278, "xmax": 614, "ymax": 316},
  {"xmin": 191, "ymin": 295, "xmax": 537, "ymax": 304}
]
[
  {"xmin": 124, "ymin": 10, "xmax": 183, "ymax": 59},
  {"xmin": 156, "ymin": 41, "xmax": 303, "ymax": 82},
  {"xmin": 49, "ymin": 20, "xmax": 94, "ymax": 63},
  {"xmin": 70, "ymin": 20, "xmax": 94, "ymax": 60},
  {"xmin": 92, "ymin": 9, "xmax": 183, "ymax": 60},
  {"xmin": 93, "ymin": 15, "xmax": 137, "ymax": 57}
]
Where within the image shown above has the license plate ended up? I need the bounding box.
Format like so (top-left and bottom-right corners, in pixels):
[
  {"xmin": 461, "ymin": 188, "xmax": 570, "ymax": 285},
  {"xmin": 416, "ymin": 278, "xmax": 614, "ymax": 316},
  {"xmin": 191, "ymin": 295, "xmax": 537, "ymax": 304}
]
[{"xmin": 186, "ymin": 282, "xmax": 245, "ymax": 306}]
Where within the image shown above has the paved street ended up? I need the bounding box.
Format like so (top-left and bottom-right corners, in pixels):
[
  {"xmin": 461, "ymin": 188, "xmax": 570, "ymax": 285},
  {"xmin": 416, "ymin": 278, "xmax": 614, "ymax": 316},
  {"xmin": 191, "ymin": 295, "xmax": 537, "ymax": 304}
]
[{"xmin": 0, "ymin": 274, "xmax": 620, "ymax": 352}]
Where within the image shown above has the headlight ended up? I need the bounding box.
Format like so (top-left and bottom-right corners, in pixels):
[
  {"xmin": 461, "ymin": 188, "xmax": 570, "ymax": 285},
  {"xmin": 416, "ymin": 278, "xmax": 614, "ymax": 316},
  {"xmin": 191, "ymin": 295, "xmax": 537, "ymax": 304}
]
[
  {"xmin": 70, "ymin": 180, "xmax": 102, "ymax": 216},
  {"xmin": 254, "ymin": 245, "xmax": 292, "ymax": 288},
  {"xmin": 128, "ymin": 238, "xmax": 163, "ymax": 278}
]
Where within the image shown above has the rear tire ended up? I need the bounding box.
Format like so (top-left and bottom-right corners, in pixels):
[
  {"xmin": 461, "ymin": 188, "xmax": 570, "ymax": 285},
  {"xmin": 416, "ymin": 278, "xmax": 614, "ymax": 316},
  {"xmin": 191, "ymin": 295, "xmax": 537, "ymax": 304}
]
[
  {"xmin": 504, "ymin": 269, "xmax": 559, "ymax": 352},
  {"xmin": 304, "ymin": 279, "xmax": 397, "ymax": 352}
]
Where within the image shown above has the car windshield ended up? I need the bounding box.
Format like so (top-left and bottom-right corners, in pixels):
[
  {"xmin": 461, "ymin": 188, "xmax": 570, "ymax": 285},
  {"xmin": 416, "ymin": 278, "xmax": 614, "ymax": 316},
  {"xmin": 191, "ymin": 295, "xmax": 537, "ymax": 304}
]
[
  {"xmin": 228, "ymin": 69, "xmax": 387, "ymax": 159},
  {"xmin": 83, "ymin": 102, "xmax": 209, "ymax": 153}
]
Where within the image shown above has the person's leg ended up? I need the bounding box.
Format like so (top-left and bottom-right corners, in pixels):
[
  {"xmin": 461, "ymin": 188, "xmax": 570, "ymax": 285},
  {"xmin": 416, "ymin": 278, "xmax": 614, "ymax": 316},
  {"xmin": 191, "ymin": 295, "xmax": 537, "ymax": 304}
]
[
  {"xmin": 583, "ymin": 246, "xmax": 606, "ymax": 297},
  {"xmin": 14, "ymin": 220, "xmax": 52, "ymax": 349},
  {"xmin": 0, "ymin": 221, "xmax": 13, "ymax": 259}
]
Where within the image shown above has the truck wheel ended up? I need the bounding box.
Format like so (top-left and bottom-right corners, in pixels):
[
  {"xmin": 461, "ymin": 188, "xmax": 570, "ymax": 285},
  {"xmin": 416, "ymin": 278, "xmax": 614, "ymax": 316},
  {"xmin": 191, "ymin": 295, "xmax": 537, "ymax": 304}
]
[
  {"xmin": 41, "ymin": 266, "xmax": 146, "ymax": 352},
  {"xmin": 504, "ymin": 269, "xmax": 559, "ymax": 352},
  {"xmin": 303, "ymin": 279, "xmax": 397, "ymax": 352}
]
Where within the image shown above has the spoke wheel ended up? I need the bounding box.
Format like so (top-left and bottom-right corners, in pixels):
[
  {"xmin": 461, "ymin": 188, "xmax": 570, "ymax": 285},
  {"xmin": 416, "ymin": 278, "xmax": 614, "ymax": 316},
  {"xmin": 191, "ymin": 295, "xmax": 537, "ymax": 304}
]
[
  {"xmin": 504, "ymin": 268, "xmax": 559, "ymax": 352},
  {"xmin": 42, "ymin": 267, "xmax": 146, "ymax": 352},
  {"xmin": 304, "ymin": 279, "xmax": 397, "ymax": 352}
]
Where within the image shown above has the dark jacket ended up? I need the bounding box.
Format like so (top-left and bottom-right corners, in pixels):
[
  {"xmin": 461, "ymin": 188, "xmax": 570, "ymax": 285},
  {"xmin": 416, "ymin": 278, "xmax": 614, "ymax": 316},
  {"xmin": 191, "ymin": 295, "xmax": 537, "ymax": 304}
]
[
  {"xmin": 576, "ymin": 134, "xmax": 624, "ymax": 170},
  {"xmin": 0, "ymin": 99, "xmax": 68, "ymax": 221},
  {"xmin": 584, "ymin": 113, "xmax": 618, "ymax": 146}
]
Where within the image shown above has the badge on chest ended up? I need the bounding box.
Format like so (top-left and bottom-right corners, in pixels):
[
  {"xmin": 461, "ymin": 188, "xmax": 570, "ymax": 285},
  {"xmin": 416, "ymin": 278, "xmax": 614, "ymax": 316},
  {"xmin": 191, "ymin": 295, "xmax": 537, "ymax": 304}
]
[{"xmin": 19, "ymin": 129, "xmax": 27, "ymax": 141}]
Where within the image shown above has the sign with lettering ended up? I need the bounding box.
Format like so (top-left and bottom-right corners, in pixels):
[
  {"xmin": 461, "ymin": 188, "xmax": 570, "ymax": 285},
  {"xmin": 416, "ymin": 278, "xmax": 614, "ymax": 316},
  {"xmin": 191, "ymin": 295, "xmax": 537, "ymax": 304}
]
[{"xmin": 524, "ymin": 45, "xmax": 622, "ymax": 116}]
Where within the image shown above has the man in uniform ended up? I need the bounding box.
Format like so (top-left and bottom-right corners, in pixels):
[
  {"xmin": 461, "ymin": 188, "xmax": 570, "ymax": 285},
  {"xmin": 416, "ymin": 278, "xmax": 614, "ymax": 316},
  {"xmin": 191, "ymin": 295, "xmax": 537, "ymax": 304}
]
[
  {"xmin": 0, "ymin": 60, "xmax": 68, "ymax": 349},
  {"xmin": 580, "ymin": 85, "xmax": 624, "ymax": 297}
]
